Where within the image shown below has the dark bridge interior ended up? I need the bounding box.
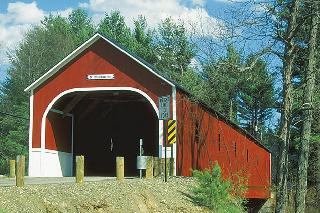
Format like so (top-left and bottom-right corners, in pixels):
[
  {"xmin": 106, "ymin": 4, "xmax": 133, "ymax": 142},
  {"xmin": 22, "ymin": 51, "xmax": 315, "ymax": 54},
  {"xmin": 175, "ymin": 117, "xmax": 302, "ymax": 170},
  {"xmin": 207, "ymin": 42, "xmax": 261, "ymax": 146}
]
[{"xmin": 52, "ymin": 91, "xmax": 158, "ymax": 176}]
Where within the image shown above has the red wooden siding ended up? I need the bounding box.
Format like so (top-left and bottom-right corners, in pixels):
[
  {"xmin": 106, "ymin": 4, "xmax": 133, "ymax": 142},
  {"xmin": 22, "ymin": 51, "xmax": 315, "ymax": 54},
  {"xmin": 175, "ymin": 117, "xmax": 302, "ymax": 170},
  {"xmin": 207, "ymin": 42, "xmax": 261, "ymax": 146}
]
[
  {"xmin": 32, "ymin": 38, "xmax": 171, "ymax": 150},
  {"xmin": 176, "ymin": 90, "xmax": 271, "ymax": 199},
  {"xmin": 45, "ymin": 111, "xmax": 72, "ymax": 152}
]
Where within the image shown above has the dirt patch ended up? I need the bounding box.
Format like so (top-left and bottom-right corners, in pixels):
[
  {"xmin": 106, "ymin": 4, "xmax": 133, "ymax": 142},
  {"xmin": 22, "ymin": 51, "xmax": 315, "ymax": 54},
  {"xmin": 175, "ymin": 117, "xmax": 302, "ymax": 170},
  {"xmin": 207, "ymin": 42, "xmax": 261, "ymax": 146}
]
[{"xmin": 0, "ymin": 177, "xmax": 211, "ymax": 213}]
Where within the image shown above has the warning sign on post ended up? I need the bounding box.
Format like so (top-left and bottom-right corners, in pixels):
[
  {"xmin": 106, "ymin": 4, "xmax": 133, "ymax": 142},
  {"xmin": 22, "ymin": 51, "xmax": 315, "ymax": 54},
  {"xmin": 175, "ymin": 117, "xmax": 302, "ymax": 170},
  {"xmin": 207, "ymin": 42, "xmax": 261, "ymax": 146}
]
[
  {"xmin": 159, "ymin": 95, "xmax": 170, "ymax": 120},
  {"xmin": 167, "ymin": 120, "xmax": 176, "ymax": 144}
]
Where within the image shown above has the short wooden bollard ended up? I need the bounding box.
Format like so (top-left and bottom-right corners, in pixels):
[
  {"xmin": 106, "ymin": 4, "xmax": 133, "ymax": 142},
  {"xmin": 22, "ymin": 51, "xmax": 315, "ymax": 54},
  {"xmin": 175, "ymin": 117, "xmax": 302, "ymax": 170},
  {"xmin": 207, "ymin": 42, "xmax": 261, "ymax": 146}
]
[
  {"xmin": 169, "ymin": 158, "xmax": 174, "ymax": 176},
  {"xmin": 16, "ymin": 155, "xmax": 25, "ymax": 187},
  {"xmin": 76, "ymin": 155, "xmax": 84, "ymax": 185},
  {"xmin": 153, "ymin": 157, "xmax": 160, "ymax": 177},
  {"xmin": 9, "ymin": 160, "xmax": 15, "ymax": 178},
  {"xmin": 116, "ymin": 157, "xmax": 124, "ymax": 181},
  {"xmin": 146, "ymin": 156, "xmax": 154, "ymax": 179}
]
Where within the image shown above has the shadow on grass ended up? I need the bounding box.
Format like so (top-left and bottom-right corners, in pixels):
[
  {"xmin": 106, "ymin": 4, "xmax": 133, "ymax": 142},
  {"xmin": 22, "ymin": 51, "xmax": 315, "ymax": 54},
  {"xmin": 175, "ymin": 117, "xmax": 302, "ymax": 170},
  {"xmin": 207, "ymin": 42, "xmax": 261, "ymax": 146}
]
[{"xmin": 178, "ymin": 190, "xmax": 204, "ymax": 207}]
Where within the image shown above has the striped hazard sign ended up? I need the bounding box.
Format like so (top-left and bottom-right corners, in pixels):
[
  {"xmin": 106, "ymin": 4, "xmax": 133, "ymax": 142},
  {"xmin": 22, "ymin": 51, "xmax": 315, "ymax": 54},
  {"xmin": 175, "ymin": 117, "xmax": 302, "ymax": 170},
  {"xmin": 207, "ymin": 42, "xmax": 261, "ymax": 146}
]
[{"xmin": 167, "ymin": 120, "xmax": 177, "ymax": 144}]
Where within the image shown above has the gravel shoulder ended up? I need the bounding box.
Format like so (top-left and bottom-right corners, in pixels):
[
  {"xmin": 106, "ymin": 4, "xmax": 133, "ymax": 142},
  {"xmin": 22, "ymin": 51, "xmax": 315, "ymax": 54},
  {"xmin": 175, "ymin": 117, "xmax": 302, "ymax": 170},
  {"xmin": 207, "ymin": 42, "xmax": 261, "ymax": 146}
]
[{"xmin": 0, "ymin": 176, "xmax": 211, "ymax": 213}]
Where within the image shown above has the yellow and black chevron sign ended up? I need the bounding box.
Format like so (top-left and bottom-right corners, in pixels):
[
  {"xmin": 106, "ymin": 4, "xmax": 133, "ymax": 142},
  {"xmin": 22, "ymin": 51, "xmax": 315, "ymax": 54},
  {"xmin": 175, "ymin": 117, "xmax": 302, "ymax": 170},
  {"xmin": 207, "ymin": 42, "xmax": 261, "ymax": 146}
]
[{"xmin": 167, "ymin": 120, "xmax": 177, "ymax": 144}]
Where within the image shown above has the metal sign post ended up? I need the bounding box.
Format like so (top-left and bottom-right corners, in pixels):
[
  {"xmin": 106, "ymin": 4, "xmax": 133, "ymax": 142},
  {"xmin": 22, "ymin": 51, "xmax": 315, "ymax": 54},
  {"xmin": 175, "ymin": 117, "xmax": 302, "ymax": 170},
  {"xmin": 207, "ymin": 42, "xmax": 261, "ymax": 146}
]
[
  {"xmin": 139, "ymin": 139, "xmax": 143, "ymax": 179},
  {"xmin": 159, "ymin": 95, "xmax": 170, "ymax": 182},
  {"xmin": 164, "ymin": 122, "xmax": 168, "ymax": 182},
  {"xmin": 167, "ymin": 120, "xmax": 177, "ymax": 176}
]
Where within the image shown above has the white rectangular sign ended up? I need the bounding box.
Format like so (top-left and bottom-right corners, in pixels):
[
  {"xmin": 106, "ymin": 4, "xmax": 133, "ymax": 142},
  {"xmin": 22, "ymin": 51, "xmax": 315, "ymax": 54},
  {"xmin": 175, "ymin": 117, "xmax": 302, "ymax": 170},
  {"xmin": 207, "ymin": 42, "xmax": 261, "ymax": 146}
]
[
  {"xmin": 87, "ymin": 74, "xmax": 115, "ymax": 80},
  {"xmin": 159, "ymin": 95, "xmax": 170, "ymax": 120}
]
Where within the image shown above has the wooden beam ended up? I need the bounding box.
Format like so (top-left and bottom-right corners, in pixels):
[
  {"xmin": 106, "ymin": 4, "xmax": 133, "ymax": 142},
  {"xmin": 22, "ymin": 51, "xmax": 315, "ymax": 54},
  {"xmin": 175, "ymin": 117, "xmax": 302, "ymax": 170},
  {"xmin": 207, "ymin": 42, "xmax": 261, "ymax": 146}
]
[
  {"xmin": 62, "ymin": 93, "xmax": 87, "ymax": 115},
  {"xmin": 78, "ymin": 99, "xmax": 100, "ymax": 122},
  {"xmin": 99, "ymin": 104, "xmax": 114, "ymax": 120}
]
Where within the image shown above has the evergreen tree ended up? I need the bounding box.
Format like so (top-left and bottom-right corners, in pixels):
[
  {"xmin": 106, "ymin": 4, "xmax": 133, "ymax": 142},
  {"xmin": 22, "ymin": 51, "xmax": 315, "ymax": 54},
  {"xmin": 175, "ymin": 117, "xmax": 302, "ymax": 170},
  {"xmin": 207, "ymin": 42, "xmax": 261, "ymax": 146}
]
[
  {"xmin": 68, "ymin": 8, "xmax": 95, "ymax": 47},
  {"xmin": 132, "ymin": 16, "xmax": 157, "ymax": 64},
  {"xmin": 98, "ymin": 11, "xmax": 134, "ymax": 49},
  {"xmin": 155, "ymin": 18, "xmax": 195, "ymax": 82},
  {"xmin": 238, "ymin": 56, "xmax": 275, "ymax": 137},
  {"xmin": 202, "ymin": 45, "xmax": 243, "ymax": 120}
]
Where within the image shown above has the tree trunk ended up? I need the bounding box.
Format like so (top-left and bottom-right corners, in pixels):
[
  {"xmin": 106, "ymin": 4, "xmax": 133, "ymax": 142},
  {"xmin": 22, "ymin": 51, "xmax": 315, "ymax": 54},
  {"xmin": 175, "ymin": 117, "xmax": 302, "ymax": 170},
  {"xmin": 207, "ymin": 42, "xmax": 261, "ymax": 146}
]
[
  {"xmin": 315, "ymin": 142, "xmax": 320, "ymax": 205},
  {"xmin": 275, "ymin": 47, "xmax": 294, "ymax": 213},
  {"xmin": 229, "ymin": 99, "xmax": 233, "ymax": 121},
  {"xmin": 295, "ymin": 2, "xmax": 319, "ymax": 212},
  {"xmin": 275, "ymin": 1, "xmax": 302, "ymax": 212}
]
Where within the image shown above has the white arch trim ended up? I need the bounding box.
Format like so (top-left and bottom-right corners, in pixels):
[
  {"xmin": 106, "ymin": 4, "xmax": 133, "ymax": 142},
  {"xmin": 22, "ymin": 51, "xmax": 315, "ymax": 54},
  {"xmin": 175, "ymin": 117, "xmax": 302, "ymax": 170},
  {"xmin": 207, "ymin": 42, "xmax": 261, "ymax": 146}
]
[
  {"xmin": 36, "ymin": 87, "xmax": 161, "ymax": 177},
  {"xmin": 41, "ymin": 87, "xmax": 159, "ymax": 150}
]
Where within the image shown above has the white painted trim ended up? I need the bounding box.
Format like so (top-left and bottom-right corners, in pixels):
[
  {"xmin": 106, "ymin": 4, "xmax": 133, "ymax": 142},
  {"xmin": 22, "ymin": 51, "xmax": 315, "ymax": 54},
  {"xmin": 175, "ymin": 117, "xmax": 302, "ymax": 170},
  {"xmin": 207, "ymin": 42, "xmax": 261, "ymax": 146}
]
[
  {"xmin": 28, "ymin": 91, "xmax": 34, "ymax": 175},
  {"xmin": 40, "ymin": 87, "xmax": 160, "ymax": 176},
  {"xmin": 159, "ymin": 120, "xmax": 163, "ymax": 157},
  {"xmin": 41, "ymin": 150, "xmax": 73, "ymax": 177},
  {"xmin": 172, "ymin": 86, "xmax": 177, "ymax": 176},
  {"xmin": 31, "ymin": 148, "xmax": 72, "ymax": 153},
  {"xmin": 172, "ymin": 87, "xmax": 177, "ymax": 120},
  {"xmin": 25, "ymin": 33, "xmax": 174, "ymax": 92},
  {"xmin": 71, "ymin": 115, "xmax": 74, "ymax": 176},
  {"xmin": 29, "ymin": 150, "xmax": 41, "ymax": 176},
  {"xmin": 43, "ymin": 149, "xmax": 59, "ymax": 154},
  {"xmin": 50, "ymin": 108, "xmax": 73, "ymax": 117}
]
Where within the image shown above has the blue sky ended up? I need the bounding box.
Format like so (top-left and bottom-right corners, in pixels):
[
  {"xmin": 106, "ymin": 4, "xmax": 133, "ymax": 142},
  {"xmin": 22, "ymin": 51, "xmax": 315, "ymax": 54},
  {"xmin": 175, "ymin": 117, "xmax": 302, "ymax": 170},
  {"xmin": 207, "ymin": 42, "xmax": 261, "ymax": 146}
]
[
  {"xmin": 0, "ymin": 0, "xmax": 263, "ymax": 81},
  {"xmin": 0, "ymin": 0, "xmax": 241, "ymax": 82}
]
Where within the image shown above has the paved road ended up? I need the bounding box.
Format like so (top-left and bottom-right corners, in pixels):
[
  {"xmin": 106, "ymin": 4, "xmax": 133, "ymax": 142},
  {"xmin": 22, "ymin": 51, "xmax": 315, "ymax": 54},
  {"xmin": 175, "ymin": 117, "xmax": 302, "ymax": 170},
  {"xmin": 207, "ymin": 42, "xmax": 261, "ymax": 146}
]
[{"xmin": 0, "ymin": 176, "xmax": 118, "ymax": 187}]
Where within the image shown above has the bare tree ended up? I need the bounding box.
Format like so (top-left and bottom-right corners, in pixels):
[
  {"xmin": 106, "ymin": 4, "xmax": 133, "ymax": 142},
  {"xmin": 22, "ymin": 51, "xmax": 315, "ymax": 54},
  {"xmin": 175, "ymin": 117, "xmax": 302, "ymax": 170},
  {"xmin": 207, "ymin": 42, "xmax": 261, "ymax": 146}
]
[
  {"xmin": 295, "ymin": 1, "xmax": 319, "ymax": 212},
  {"xmin": 273, "ymin": 0, "xmax": 305, "ymax": 211}
]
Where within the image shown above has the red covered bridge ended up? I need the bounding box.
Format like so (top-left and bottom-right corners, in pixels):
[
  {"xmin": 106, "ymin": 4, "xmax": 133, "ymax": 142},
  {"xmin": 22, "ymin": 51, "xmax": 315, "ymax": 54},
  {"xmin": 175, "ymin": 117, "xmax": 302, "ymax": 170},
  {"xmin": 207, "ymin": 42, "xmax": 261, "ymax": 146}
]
[{"xmin": 25, "ymin": 33, "xmax": 271, "ymax": 202}]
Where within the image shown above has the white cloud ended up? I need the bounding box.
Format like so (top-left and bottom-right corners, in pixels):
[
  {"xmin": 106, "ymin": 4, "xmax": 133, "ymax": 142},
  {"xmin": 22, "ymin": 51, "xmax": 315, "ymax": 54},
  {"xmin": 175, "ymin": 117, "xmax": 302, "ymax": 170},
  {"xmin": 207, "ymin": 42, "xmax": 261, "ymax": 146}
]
[
  {"xmin": 0, "ymin": 24, "xmax": 30, "ymax": 62},
  {"xmin": 252, "ymin": 2, "xmax": 270, "ymax": 14},
  {"xmin": 51, "ymin": 8, "xmax": 74, "ymax": 18},
  {"xmin": 82, "ymin": 0, "xmax": 223, "ymax": 37},
  {"xmin": 213, "ymin": 0, "xmax": 245, "ymax": 3},
  {"xmin": 0, "ymin": 2, "xmax": 71, "ymax": 66},
  {"xmin": 177, "ymin": 8, "xmax": 225, "ymax": 38},
  {"xmin": 0, "ymin": 0, "xmax": 224, "ymax": 67},
  {"xmin": 192, "ymin": 0, "xmax": 206, "ymax": 6},
  {"xmin": 0, "ymin": 1, "xmax": 44, "ymax": 65},
  {"xmin": 6, "ymin": 1, "xmax": 45, "ymax": 24}
]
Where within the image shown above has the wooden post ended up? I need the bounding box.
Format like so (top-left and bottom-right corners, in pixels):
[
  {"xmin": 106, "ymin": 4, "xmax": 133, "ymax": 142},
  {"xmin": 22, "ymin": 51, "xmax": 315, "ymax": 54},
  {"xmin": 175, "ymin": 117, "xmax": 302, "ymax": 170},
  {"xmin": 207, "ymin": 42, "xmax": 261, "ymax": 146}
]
[
  {"xmin": 9, "ymin": 160, "xmax": 15, "ymax": 178},
  {"xmin": 76, "ymin": 155, "xmax": 84, "ymax": 185},
  {"xmin": 153, "ymin": 157, "xmax": 160, "ymax": 177},
  {"xmin": 16, "ymin": 155, "xmax": 25, "ymax": 187},
  {"xmin": 169, "ymin": 157, "xmax": 174, "ymax": 176},
  {"xmin": 161, "ymin": 158, "xmax": 169, "ymax": 177},
  {"xmin": 116, "ymin": 157, "xmax": 124, "ymax": 181},
  {"xmin": 161, "ymin": 158, "xmax": 164, "ymax": 176},
  {"xmin": 146, "ymin": 156, "xmax": 154, "ymax": 179}
]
